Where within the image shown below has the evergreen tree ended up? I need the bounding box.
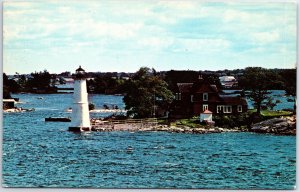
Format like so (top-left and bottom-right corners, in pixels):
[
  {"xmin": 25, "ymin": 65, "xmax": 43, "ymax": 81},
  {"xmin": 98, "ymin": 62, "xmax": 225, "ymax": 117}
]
[{"xmin": 3, "ymin": 73, "xmax": 12, "ymax": 99}]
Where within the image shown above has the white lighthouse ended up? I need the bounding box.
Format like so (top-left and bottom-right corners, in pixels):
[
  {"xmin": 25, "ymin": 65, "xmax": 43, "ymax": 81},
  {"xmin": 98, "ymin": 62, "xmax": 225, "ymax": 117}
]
[{"xmin": 69, "ymin": 66, "xmax": 91, "ymax": 132}]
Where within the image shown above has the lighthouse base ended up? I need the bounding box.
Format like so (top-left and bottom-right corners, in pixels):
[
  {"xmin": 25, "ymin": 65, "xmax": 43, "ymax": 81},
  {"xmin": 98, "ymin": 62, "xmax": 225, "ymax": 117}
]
[{"xmin": 68, "ymin": 127, "xmax": 91, "ymax": 132}]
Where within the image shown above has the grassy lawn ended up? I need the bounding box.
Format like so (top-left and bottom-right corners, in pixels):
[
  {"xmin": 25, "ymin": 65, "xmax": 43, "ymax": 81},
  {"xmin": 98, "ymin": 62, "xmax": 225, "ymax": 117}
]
[
  {"xmin": 157, "ymin": 117, "xmax": 202, "ymax": 128},
  {"xmin": 157, "ymin": 119, "xmax": 167, "ymax": 124},
  {"xmin": 158, "ymin": 109, "xmax": 293, "ymax": 128},
  {"xmin": 260, "ymin": 110, "xmax": 293, "ymax": 117},
  {"xmin": 173, "ymin": 117, "xmax": 204, "ymax": 128},
  {"xmin": 248, "ymin": 109, "xmax": 293, "ymax": 117}
]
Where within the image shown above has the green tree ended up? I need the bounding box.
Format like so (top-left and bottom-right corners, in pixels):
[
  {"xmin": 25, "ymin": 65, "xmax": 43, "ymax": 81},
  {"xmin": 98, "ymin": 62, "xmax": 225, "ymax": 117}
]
[
  {"xmin": 3, "ymin": 73, "xmax": 12, "ymax": 99},
  {"xmin": 26, "ymin": 70, "xmax": 52, "ymax": 91},
  {"xmin": 239, "ymin": 67, "xmax": 271, "ymax": 115},
  {"xmin": 265, "ymin": 97, "xmax": 277, "ymax": 110},
  {"xmin": 18, "ymin": 75, "xmax": 27, "ymax": 88},
  {"xmin": 279, "ymin": 68, "xmax": 296, "ymax": 113},
  {"xmin": 123, "ymin": 67, "xmax": 174, "ymax": 118},
  {"xmin": 280, "ymin": 68, "xmax": 296, "ymax": 96},
  {"xmin": 87, "ymin": 73, "xmax": 126, "ymax": 94}
]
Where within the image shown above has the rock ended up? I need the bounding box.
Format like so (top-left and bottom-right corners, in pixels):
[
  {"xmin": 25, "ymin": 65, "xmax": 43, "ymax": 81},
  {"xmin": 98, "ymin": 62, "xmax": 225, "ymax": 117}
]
[
  {"xmin": 217, "ymin": 128, "xmax": 224, "ymax": 132},
  {"xmin": 192, "ymin": 129, "xmax": 205, "ymax": 134},
  {"xmin": 184, "ymin": 129, "xmax": 193, "ymax": 133},
  {"xmin": 250, "ymin": 115, "xmax": 296, "ymax": 135},
  {"xmin": 171, "ymin": 127, "xmax": 184, "ymax": 132}
]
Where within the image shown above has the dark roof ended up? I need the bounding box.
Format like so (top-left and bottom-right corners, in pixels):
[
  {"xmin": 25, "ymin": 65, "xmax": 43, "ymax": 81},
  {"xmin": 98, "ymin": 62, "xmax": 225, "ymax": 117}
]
[
  {"xmin": 176, "ymin": 81, "xmax": 219, "ymax": 94},
  {"xmin": 210, "ymin": 85, "xmax": 218, "ymax": 92},
  {"xmin": 76, "ymin": 65, "xmax": 85, "ymax": 72},
  {"xmin": 177, "ymin": 83, "xmax": 193, "ymax": 93},
  {"xmin": 75, "ymin": 66, "xmax": 87, "ymax": 79},
  {"xmin": 191, "ymin": 80, "xmax": 218, "ymax": 93},
  {"xmin": 220, "ymin": 96, "xmax": 247, "ymax": 105}
]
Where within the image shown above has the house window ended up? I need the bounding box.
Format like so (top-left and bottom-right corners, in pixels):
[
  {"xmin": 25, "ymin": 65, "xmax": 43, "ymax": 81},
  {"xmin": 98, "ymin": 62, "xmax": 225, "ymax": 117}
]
[
  {"xmin": 224, "ymin": 106, "xmax": 232, "ymax": 113},
  {"xmin": 203, "ymin": 104, "xmax": 208, "ymax": 111},
  {"xmin": 217, "ymin": 105, "xmax": 224, "ymax": 113},
  {"xmin": 238, "ymin": 105, "xmax": 243, "ymax": 112},
  {"xmin": 203, "ymin": 93, "xmax": 208, "ymax": 101},
  {"xmin": 191, "ymin": 95, "xmax": 194, "ymax": 102}
]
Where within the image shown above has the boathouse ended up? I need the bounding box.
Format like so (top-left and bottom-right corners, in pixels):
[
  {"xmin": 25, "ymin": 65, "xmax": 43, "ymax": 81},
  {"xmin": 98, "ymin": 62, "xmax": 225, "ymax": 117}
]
[{"xmin": 3, "ymin": 99, "xmax": 15, "ymax": 109}]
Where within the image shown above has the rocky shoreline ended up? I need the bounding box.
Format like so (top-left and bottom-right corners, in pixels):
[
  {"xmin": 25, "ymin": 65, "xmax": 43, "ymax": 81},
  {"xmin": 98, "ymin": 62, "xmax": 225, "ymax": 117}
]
[
  {"xmin": 92, "ymin": 124, "xmax": 246, "ymax": 134},
  {"xmin": 4, "ymin": 107, "xmax": 35, "ymax": 113},
  {"xmin": 250, "ymin": 115, "xmax": 296, "ymax": 136},
  {"xmin": 92, "ymin": 115, "xmax": 296, "ymax": 136}
]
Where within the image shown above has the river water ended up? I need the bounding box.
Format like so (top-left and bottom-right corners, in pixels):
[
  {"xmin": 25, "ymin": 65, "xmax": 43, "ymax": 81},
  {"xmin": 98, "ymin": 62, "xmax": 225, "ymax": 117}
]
[{"xmin": 2, "ymin": 93, "xmax": 296, "ymax": 189}]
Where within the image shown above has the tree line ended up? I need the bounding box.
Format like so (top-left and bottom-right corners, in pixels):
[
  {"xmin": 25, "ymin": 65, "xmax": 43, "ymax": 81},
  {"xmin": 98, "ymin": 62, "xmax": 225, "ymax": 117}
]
[{"xmin": 3, "ymin": 67, "xmax": 296, "ymax": 118}]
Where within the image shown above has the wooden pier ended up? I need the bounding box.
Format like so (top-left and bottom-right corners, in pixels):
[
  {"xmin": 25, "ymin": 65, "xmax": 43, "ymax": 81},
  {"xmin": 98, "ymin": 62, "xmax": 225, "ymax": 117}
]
[{"xmin": 91, "ymin": 118, "xmax": 158, "ymax": 131}]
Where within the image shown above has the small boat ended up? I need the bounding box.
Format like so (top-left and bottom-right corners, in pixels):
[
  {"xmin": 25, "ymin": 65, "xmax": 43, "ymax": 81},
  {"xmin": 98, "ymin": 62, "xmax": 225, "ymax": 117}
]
[
  {"xmin": 45, "ymin": 117, "xmax": 71, "ymax": 122},
  {"xmin": 37, "ymin": 97, "xmax": 44, "ymax": 100},
  {"xmin": 25, "ymin": 108, "xmax": 35, "ymax": 112}
]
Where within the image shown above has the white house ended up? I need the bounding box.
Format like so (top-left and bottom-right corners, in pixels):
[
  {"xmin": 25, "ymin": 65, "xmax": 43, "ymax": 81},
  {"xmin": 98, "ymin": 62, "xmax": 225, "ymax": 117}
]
[{"xmin": 219, "ymin": 76, "xmax": 237, "ymax": 88}]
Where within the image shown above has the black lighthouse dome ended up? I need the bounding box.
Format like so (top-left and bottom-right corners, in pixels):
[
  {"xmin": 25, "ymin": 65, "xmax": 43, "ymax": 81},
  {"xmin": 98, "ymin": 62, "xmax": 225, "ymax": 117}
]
[{"xmin": 75, "ymin": 65, "xmax": 86, "ymax": 79}]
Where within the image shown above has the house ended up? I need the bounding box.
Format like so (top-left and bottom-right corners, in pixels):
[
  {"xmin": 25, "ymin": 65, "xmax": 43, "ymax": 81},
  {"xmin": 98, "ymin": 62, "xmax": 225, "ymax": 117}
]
[
  {"xmin": 219, "ymin": 76, "xmax": 238, "ymax": 88},
  {"xmin": 169, "ymin": 77, "xmax": 247, "ymax": 118}
]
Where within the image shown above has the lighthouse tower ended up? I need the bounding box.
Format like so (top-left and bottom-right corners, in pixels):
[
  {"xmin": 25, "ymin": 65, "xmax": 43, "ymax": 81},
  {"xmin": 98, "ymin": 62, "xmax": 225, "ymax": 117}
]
[{"xmin": 69, "ymin": 66, "xmax": 91, "ymax": 132}]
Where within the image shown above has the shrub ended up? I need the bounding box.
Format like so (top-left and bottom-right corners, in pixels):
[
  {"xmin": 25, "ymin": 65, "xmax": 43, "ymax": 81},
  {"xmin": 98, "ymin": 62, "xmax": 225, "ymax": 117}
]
[
  {"xmin": 89, "ymin": 103, "xmax": 95, "ymax": 110},
  {"xmin": 214, "ymin": 113, "xmax": 251, "ymax": 129}
]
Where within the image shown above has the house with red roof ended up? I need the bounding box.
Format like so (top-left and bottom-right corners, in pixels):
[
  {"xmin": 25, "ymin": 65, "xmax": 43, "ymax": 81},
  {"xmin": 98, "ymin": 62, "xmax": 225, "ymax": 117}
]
[{"xmin": 169, "ymin": 77, "xmax": 248, "ymax": 118}]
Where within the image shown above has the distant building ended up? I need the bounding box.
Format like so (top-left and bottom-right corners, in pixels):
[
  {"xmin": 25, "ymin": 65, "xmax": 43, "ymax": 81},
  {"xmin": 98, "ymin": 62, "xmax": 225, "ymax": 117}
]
[
  {"xmin": 61, "ymin": 77, "xmax": 74, "ymax": 83},
  {"xmin": 120, "ymin": 73, "xmax": 130, "ymax": 80},
  {"xmin": 169, "ymin": 78, "xmax": 247, "ymax": 118},
  {"xmin": 219, "ymin": 76, "xmax": 238, "ymax": 88},
  {"xmin": 3, "ymin": 99, "xmax": 15, "ymax": 109}
]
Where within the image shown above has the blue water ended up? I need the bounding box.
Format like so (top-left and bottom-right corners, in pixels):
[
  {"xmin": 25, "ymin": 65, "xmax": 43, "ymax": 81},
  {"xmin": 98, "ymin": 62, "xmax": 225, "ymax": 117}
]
[
  {"xmin": 2, "ymin": 94, "xmax": 296, "ymax": 189},
  {"xmin": 222, "ymin": 90, "xmax": 295, "ymax": 110}
]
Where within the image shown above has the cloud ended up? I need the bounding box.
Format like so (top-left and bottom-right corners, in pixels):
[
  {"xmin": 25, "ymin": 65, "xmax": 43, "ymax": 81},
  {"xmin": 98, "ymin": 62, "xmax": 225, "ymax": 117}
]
[
  {"xmin": 178, "ymin": 38, "xmax": 231, "ymax": 53},
  {"xmin": 251, "ymin": 31, "xmax": 280, "ymax": 44},
  {"xmin": 3, "ymin": 1, "xmax": 297, "ymax": 74},
  {"xmin": 139, "ymin": 37, "xmax": 174, "ymax": 49}
]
